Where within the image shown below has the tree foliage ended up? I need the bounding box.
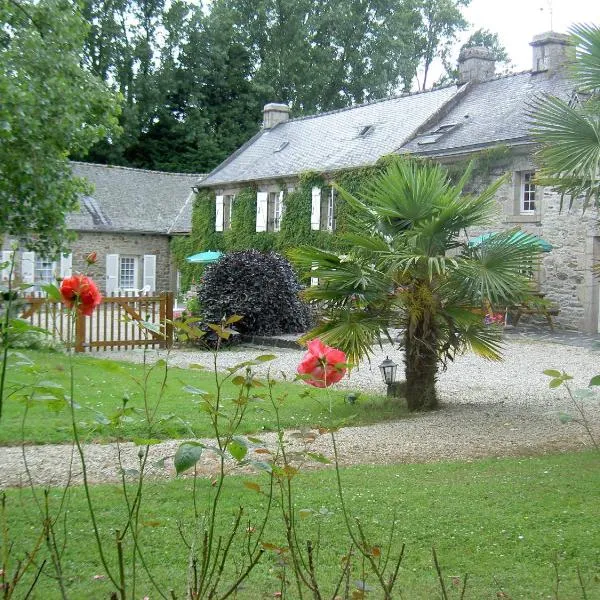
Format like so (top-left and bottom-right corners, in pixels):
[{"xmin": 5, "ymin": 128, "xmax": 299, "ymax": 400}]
[
  {"xmin": 0, "ymin": 0, "xmax": 120, "ymax": 255},
  {"xmin": 77, "ymin": 0, "xmax": 471, "ymax": 172}
]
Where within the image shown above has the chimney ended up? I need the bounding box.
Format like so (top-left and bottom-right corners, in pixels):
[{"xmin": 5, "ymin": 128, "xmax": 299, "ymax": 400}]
[
  {"xmin": 263, "ymin": 103, "xmax": 290, "ymax": 129},
  {"xmin": 457, "ymin": 46, "xmax": 496, "ymax": 84},
  {"xmin": 530, "ymin": 32, "xmax": 572, "ymax": 72}
]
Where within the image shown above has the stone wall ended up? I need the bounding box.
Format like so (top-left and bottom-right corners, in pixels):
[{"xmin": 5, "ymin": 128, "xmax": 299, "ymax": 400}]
[
  {"xmin": 70, "ymin": 231, "xmax": 175, "ymax": 293},
  {"xmin": 2, "ymin": 231, "xmax": 178, "ymax": 294},
  {"xmin": 463, "ymin": 152, "xmax": 600, "ymax": 332}
]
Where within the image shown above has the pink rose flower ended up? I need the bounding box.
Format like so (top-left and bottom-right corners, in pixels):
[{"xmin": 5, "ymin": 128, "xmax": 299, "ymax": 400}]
[{"xmin": 297, "ymin": 339, "xmax": 347, "ymax": 388}]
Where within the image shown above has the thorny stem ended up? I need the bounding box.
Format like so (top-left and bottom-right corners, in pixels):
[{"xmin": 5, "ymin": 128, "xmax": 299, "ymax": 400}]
[
  {"xmin": 0, "ymin": 253, "xmax": 16, "ymax": 422},
  {"xmin": 563, "ymin": 382, "xmax": 599, "ymax": 451}
]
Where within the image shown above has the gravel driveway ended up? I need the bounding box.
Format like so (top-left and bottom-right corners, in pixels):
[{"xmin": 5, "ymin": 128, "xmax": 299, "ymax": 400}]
[{"xmin": 1, "ymin": 337, "xmax": 599, "ymax": 488}]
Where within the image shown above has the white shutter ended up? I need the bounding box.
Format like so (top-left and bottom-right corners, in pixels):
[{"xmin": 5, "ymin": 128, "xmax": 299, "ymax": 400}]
[
  {"xmin": 256, "ymin": 191, "xmax": 268, "ymax": 232},
  {"xmin": 1, "ymin": 250, "xmax": 14, "ymax": 283},
  {"xmin": 274, "ymin": 190, "xmax": 284, "ymax": 232},
  {"xmin": 106, "ymin": 254, "xmax": 119, "ymax": 294},
  {"xmin": 60, "ymin": 253, "xmax": 72, "ymax": 279},
  {"xmin": 311, "ymin": 187, "xmax": 321, "ymax": 230},
  {"xmin": 143, "ymin": 255, "xmax": 156, "ymax": 292},
  {"xmin": 215, "ymin": 195, "xmax": 224, "ymax": 232},
  {"xmin": 21, "ymin": 252, "xmax": 35, "ymax": 284}
]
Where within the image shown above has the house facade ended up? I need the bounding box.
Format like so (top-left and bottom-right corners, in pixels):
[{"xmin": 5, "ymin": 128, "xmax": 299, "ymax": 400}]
[
  {"xmin": 1, "ymin": 162, "xmax": 203, "ymax": 296},
  {"xmin": 195, "ymin": 31, "xmax": 600, "ymax": 333}
]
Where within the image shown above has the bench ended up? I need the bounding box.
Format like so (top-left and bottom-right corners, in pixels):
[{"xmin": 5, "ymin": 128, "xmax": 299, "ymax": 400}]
[{"xmin": 508, "ymin": 302, "xmax": 560, "ymax": 331}]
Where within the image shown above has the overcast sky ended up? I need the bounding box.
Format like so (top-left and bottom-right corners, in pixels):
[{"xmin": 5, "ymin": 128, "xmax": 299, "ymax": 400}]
[{"xmin": 458, "ymin": 0, "xmax": 600, "ymax": 70}]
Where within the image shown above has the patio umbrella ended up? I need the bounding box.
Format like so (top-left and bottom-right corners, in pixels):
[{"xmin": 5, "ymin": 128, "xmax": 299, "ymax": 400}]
[
  {"xmin": 186, "ymin": 250, "xmax": 223, "ymax": 263},
  {"xmin": 468, "ymin": 231, "xmax": 553, "ymax": 252}
]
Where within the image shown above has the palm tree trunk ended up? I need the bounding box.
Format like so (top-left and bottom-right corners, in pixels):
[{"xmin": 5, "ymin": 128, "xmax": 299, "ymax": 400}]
[{"xmin": 403, "ymin": 313, "xmax": 438, "ymax": 411}]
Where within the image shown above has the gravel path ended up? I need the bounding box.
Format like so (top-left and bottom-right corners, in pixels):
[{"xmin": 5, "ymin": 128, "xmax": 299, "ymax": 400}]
[{"xmin": 1, "ymin": 337, "xmax": 599, "ymax": 488}]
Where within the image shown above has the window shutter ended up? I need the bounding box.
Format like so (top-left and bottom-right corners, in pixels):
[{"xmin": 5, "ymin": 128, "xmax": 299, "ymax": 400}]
[
  {"xmin": 21, "ymin": 252, "xmax": 35, "ymax": 284},
  {"xmin": 311, "ymin": 187, "xmax": 321, "ymax": 230},
  {"xmin": 256, "ymin": 192, "xmax": 268, "ymax": 232},
  {"xmin": 215, "ymin": 195, "xmax": 224, "ymax": 232},
  {"xmin": 1, "ymin": 250, "xmax": 14, "ymax": 283},
  {"xmin": 106, "ymin": 254, "xmax": 119, "ymax": 294},
  {"xmin": 274, "ymin": 191, "xmax": 284, "ymax": 232},
  {"xmin": 60, "ymin": 253, "xmax": 72, "ymax": 279},
  {"xmin": 143, "ymin": 255, "xmax": 156, "ymax": 292}
]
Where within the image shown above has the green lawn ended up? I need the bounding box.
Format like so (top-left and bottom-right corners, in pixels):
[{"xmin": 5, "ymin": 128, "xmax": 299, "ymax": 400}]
[
  {"xmin": 3, "ymin": 452, "xmax": 598, "ymax": 598},
  {"xmin": 1, "ymin": 349, "xmax": 400, "ymax": 444}
]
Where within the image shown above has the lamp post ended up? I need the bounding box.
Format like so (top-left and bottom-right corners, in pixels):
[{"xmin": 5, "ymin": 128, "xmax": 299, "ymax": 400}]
[{"xmin": 379, "ymin": 356, "xmax": 400, "ymax": 398}]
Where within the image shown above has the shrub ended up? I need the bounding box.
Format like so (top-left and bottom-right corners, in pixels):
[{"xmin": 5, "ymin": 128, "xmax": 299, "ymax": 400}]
[{"xmin": 197, "ymin": 250, "xmax": 311, "ymax": 337}]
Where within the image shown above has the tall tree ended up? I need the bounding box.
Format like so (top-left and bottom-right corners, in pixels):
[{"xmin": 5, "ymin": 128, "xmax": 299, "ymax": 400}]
[
  {"xmin": 290, "ymin": 160, "xmax": 539, "ymax": 410},
  {"xmin": 0, "ymin": 0, "xmax": 120, "ymax": 255}
]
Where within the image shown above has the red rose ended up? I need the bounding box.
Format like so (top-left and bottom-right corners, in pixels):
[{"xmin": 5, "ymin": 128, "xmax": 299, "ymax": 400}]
[
  {"xmin": 60, "ymin": 274, "xmax": 102, "ymax": 316},
  {"xmin": 297, "ymin": 339, "xmax": 347, "ymax": 388},
  {"xmin": 85, "ymin": 251, "xmax": 98, "ymax": 265}
]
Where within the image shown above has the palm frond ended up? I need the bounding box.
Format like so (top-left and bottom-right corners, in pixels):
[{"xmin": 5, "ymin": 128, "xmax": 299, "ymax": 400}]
[
  {"xmin": 299, "ymin": 311, "xmax": 390, "ymax": 365},
  {"xmin": 446, "ymin": 231, "xmax": 541, "ymax": 305},
  {"xmin": 570, "ymin": 23, "xmax": 600, "ymax": 92}
]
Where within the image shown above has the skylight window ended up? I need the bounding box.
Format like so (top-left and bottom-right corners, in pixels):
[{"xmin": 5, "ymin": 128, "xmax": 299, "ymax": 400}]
[
  {"xmin": 417, "ymin": 134, "xmax": 442, "ymax": 145},
  {"xmin": 274, "ymin": 140, "xmax": 289, "ymax": 152},
  {"xmin": 434, "ymin": 123, "xmax": 458, "ymax": 132},
  {"xmin": 358, "ymin": 125, "xmax": 374, "ymax": 137}
]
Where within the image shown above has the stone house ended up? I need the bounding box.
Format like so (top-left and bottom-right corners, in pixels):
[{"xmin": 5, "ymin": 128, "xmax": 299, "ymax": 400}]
[
  {"xmin": 1, "ymin": 162, "xmax": 203, "ymax": 296},
  {"xmin": 196, "ymin": 32, "xmax": 600, "ymax": 333}
]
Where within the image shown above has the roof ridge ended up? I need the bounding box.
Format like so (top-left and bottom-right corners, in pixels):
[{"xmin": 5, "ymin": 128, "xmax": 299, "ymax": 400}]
[
  {"xmin": 70, "ymin": 160, "xmax": 206, "ymax": 178},
  {"xmin": 284, "ymin": 82, "xmax": 460, "ymax": 125}
]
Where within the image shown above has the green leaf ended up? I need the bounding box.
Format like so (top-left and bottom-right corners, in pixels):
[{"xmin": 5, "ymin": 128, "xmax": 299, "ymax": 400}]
[
  {"xmin": 543, "ymin": 369, "xmax": 562, "ymax": 377},
  {"xmin": 231, "ymin": 375, "xmax": 246, "ymax": 386},
  {"xmin": 589, "ymin": 375, "xmax": 600, "ymax": 387},
  {"xmin": 228, "ymin": 439, "xmax": 248, "ymax": 461},
  {"xmin": 306, "ymin": 452, "xmax": 331, "ymax": 464},
  {"xmin": 298, "ymin": 509, "xmax": 313, "ymax": 519},
  {"xmin": 549, "ymin": 379, "xmax": 564, "ymax": 389},
  {"xmin": 41, "ymin": 283, "xmax": 62, "ymax": 301},
  {"xmin": 224, "ymin": 314, "xmax": 244, "ymax": 325},
  {"xmin": 133, "ymin": 438, "xmax": 162, "ymax": 446},
  {"xmin": 254, "ymin": 354, "xmax": 277, "ymax": 362},
  {"xmin": 243, "ymin": 481, "xmax": 261, "ymax": 493},
  {"xmin": 174, "ymin": 442, "xmax": 204, "ymax": 475}
]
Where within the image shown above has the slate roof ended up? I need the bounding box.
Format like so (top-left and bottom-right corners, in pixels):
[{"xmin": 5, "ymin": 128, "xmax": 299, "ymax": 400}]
[
  {"xmin": 198, "ymin": 68, "xmax": 573, "ymax": 188},
  {"xmin": 67, "ymin": 162, "xmax": 204, "ymax": 234},
  {"xmin": 400, "ymin": 70, "xmax": 572, "ymax": 156},
  {"xmin": 198, "ymin": 85, "xmax": 461, "ymax": 187}
]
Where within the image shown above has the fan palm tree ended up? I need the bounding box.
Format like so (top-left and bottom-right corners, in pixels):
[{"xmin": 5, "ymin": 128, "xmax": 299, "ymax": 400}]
[
  {"xmin": 529, "ymin": 23, "xmax": 600, "ymax": 210},
  {"xmin": 290, "ymin": 160, "xmax": 541, "ymax": 411}
]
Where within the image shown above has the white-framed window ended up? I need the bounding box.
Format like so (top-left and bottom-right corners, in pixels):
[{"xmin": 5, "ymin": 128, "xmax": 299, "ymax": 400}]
[
  {"xmin": 119, "ymin": 256, "xmax": 138, "ymax": 290},
  {"xmin": 320, "ymin": 187, "xmax": 336, "ymax": 231},
  {"xmin": 34, "ymin": 256, "xmax": 56, "ymax": 285},
  {"xmin": 223, "ymin": 194, "xmax": 235, "ymax": 230},
  {"xmin": 266, "ymin": 191, "xmax": 283, "ymax": 232},
  {"xmin": 521, "ymin": 172, "xmax": 536, "ymax": 214}
]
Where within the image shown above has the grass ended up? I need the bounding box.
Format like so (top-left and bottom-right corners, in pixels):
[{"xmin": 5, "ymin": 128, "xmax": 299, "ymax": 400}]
[
  {"xmin": 1, "ymin": 349, "xmax": 402, "ymax": 444},
  {"xmin": 3, "ymin": 452, "xmax": 599, "ymax": 598}
]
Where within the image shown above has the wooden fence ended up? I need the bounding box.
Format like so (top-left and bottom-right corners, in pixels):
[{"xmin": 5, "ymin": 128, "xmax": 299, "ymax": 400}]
[{"xmin": 21, "ymin": 291, "xmax": 173, "ymax": 352}]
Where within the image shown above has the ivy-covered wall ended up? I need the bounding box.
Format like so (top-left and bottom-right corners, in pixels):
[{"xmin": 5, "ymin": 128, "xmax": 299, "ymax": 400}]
[{"xmin": 171, "ymin": 149, "xmax": 511, "ymax": 291}]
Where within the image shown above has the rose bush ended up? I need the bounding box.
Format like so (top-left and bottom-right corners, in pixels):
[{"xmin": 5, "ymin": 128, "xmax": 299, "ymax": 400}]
[
  {"xmin": 297, "ymin": 338, "xmax": 347, "ymax": 388},
  {"xmin": 60, "ymin": 274, "xmax": 102, "ymax": 316}
]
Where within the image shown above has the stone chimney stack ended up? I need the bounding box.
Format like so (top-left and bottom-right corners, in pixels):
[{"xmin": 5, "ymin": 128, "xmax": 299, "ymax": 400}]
[
  {"xmin": 457, "ymin": 46, "xmax": 496, "ymax": 84},
  {"xmin": 530, "ymin": 32, "xmax": 572, "ymax": 72},
  {"xmin": 263, "ymin": 103, "xmax": 290, "ymax": 129}
]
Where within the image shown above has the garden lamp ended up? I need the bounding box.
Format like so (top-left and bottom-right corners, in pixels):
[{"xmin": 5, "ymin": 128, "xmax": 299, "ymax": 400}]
[{"xmin": 379, "ymin": 356, "xmax": 398, "ymax": 385}]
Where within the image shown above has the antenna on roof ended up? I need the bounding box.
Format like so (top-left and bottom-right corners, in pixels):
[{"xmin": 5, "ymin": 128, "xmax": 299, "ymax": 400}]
[{"xmin": 540, "ymin": 0, "xmax": 553, "ymax": 31}]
